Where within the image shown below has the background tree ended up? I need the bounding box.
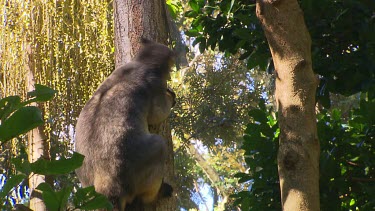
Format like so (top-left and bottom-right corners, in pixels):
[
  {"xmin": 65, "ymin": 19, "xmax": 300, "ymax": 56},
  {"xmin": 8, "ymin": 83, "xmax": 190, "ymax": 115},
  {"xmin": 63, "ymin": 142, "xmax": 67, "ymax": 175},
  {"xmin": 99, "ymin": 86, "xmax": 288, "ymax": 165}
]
[
  {"xmin": 169, "ymin": 49, "xmax": 270, "ymax": 209},
  {"xmin": 0, "ymin": 0, "xmax": 114, "ymax": 209}
]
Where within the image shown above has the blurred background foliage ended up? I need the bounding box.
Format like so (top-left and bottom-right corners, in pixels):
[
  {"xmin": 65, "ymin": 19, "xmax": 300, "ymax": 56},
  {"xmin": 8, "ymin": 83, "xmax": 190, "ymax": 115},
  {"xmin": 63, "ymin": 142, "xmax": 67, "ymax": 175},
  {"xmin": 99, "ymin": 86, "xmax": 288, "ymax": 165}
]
[
  {"xmin": 0, "ymin": 0, "xmax": 114, "ymax": 157},
  {"xmin": 1, "ymin": 0, "xmax": 114, "ymax": 208}
]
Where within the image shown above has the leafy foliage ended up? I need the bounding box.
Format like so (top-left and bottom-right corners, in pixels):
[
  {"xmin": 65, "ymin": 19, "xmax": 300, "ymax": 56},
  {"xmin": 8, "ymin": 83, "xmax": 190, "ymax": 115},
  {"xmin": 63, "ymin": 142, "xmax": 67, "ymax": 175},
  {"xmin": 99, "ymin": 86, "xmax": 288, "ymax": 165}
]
[
  {"xmin": 183, "ymin": 2, "xmax": 375, "ymax": 207},
  {"xmin": 0, "ymin": 0, "xmax": 115, "ymax": 163},
  {"xmin": 170, "ymin": 50, "xmax": 269, "ymax": 209},
  {"xmin": 301, "ymin": 0, "xmax": 375, "ymax": 98},
  {"xmin": 232, "ymin": 101, "xmax": 281, "ymax": 210},
  {"xmin": 184, "ymin": 0, "xmax": 269, "ymax": 70},
  {"xmin": 0, "ymin": 85, "xmax": 56, "ymax": 142},
  {"xmin": 0, "ymin": 85, "xmax": 112, "ymax": 210},
  {"xmin": 185, "ymin": 0, "xmax": 375, "ymax": 105},
  {"xmin": 318, "ymin": 97, "xmax": 375, "ymax": 210},
  {"xmin": 234, "ymin": 96, "xmax": 374, "ymax": 209}
]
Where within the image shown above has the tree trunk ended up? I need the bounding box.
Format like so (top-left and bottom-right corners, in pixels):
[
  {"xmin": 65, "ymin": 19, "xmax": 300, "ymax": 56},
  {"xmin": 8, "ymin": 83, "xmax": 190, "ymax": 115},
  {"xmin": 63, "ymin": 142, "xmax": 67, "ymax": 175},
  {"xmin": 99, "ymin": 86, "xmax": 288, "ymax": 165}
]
[
  {"xmin": 114, "ymin": 0, "xmax": 169, "ymax": 67},
  {"xmin": 256, "ymin": 1, "xmax": 320, "ymax": 210},
  {"xmin": 26, "ymin": 45, "xmax": 47, "ymax": 211},
  {"xmin": 27, "ymin": 125, "xmax": 48, "ymax": 211},
  {"xmin": 113, "ymin": 0, "xmax": 176, "ymax": 210},
  {"xmin": 26, "ymin": 5, "xmax": 53, "ymax": 209}
]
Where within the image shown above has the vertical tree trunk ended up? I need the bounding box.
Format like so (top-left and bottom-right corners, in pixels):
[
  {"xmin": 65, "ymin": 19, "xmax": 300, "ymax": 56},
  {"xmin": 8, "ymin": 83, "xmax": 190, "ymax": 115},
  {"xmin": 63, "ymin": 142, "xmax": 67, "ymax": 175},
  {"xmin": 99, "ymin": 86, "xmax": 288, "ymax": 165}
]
[
  {"xmin": 113, "ymin": 0, "xmax": 176, "ymax": 210},
  {"xmin": 256, "ymin": 1, "xmax": 320, "ymax": 210},
  {"xmin": 26, "ymin": 45, "xmax": 47, "ymax": 211},
  {"xmin": 26, "ymin": 4, "xmax": 52, "ymax": 209},
  {"xmin": 27, "ymin": 125, "xmax": 48, "ymax": 211},
  {"xmin": 114, "ymin": 0, "xmax": 169, "ymax": 67}
]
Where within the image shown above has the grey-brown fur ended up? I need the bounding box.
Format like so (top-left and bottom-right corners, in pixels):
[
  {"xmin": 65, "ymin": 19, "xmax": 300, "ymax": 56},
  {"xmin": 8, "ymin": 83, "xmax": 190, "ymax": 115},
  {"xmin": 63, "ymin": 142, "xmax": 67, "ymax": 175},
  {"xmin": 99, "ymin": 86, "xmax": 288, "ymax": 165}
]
[{"xmin": 75, "ymin": 39, "xmax": 175, "ymax": 210}]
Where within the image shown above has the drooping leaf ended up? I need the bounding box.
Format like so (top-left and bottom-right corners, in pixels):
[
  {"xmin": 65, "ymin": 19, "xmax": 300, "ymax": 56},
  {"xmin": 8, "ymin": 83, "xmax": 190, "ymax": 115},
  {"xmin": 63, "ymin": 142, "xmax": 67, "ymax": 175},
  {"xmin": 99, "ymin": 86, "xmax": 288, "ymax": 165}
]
[
  {"xmin": 188, "ymin": 0, "xmax": 200, "ymax": 12},
  {"xmin": 27, "ymin": 84, "xmax": 57, "ymax": 103},
  {"xmin": 36, "ymin": 183, "xmax": 60, "ymax": 211},
  {"xmin": 38, "ymin": 184, "xmax": 76, "ymax": 210},
  {"xmin": 0, "ymin": 96, "xmax": 21, "ymax": 121},
  {"xmin": 0, "ymin": 106, "xmax": 43, "ymax": 142},
  {"xmin": 56, "ymin": 186, "xmax": 73, "ymax": 211},
  {"xmin": 31, "ymin": 152, "xmax": 84, "ymax": 175}
]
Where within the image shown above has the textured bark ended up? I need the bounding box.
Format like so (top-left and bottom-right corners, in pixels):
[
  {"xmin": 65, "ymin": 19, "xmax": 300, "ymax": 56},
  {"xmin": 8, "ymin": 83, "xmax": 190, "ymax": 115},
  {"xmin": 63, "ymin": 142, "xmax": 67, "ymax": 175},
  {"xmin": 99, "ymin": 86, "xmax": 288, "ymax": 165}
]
[
  {"xmin": 113, "ymin": 0, "xmax": 176, "ymax": 210},
  {"xmin": 114, "ymin": 0, "xmax": 169, "ymax": 68},
  {"xmin": 256, "ymin": 0, "xmax": 320, "ymax": 210}
]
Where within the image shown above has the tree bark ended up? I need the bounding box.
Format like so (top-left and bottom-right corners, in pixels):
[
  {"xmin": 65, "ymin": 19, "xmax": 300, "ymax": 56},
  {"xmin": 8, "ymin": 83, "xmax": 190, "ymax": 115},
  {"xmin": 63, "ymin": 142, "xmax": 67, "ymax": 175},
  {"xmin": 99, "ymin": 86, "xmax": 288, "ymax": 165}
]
[
  {"xmin": 113, "ymin": 0, "xmax": 176, "ymax": 210},
  {"xmin": 256, "ymin": 1, "xmax": 320, "ymax": 210},
  {"xmin": 114, "ymin": 0, "xmax": 169, "ymax": 67}
]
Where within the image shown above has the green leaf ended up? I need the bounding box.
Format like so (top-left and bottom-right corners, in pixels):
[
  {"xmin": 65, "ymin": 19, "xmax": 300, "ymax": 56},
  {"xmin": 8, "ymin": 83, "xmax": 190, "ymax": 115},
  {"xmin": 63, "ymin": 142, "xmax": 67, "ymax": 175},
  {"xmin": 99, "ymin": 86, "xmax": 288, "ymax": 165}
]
[
  {"xmin": 233, "ymin": 28, "xmax": 252, "ymax": 40},
  {"xmin": 0, "ymin": 174, "xmax": 27, "ymax": 198},
  {"xmin": 331, "ymin": 109, "xmax": 341, "ymax": 121},
  {"xmin": 166, "ymin": 0, "xmax": 181, "ymax": 19},
  {"xmin": 11, "ymin": 158, "xmax": 31, "ymax": 175},
  {"xmin": 236, "ymin": 13, "xmax": 254, "ymax": 26},
  {"xmin": 0, "ymin": 106, "xmax": 43, "ymax": 142},
  {"xmin": 56, "ymin": 186, "xmax": 73, "ymax": 211},
  {"xmin": 38, "ymin": 184, "xmax": 75, "ymax": 210},
  {"xmin": 36, "ymin": 183, "xmax": 60, "ymax": 211},
  {"xmin": 218, "ymin": 35, "xmax": 236, "ymax": 53},
  {"xmin": 228, "ymin": 0, "xmax": 235, "ymax": 15},
  {"xmin": 248, "ymin": 109, "xmax": 268, "ymax": 124},
  {"xmin": 36, "ymin": 185, "xmax": 73, "ymax": 211},
  {"xmin": 31, "ymin": 152, "xmax": 84, "ymax": 175},
  {"xmin": 247, "ymin": 50, "xmax": 269, "ymax": 71},
  {"xmin": 27, "ymin": 84, "xmax": 57, "ymax": 102},
  {"xmin": 74, "ymin": 186, "xmax": 96, "ymax": 206},
  {"xmin": 207, "ymin": 34, "xmax": 218, "ymax": 50},
  {"xmin": 185, "ymin": 29, "xmax": 200, "ymax": 37},
  {"xmin": 0, "ymin": 96, "xmax": 21, "ymax": 121},
  {"xmin": 189, "ymin": 0, "xmax": 200, "ymax": 12},
  {"xmin": 244, "ymin": 123, "xmax": 260, "ymax": 137},
  {"xmin": 79, "ymin": 194, "xmax": 113, "ymax": 210},
  {"xmin": 74, "ymin": 186, "xmax": 113, "ymax": 210},
  {"xmin": 185, "ymin": 10, "xmax": 198, "ymax": 18}
]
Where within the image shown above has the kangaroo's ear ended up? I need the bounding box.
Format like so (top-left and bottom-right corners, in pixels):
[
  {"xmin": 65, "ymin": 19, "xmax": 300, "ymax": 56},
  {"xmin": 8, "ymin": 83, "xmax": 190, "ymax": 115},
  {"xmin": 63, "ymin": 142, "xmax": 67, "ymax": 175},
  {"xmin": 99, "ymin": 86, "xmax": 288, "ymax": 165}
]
[{"xmin": 140, "ymin": 37, "xmax": 153, "ymax": 45}]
